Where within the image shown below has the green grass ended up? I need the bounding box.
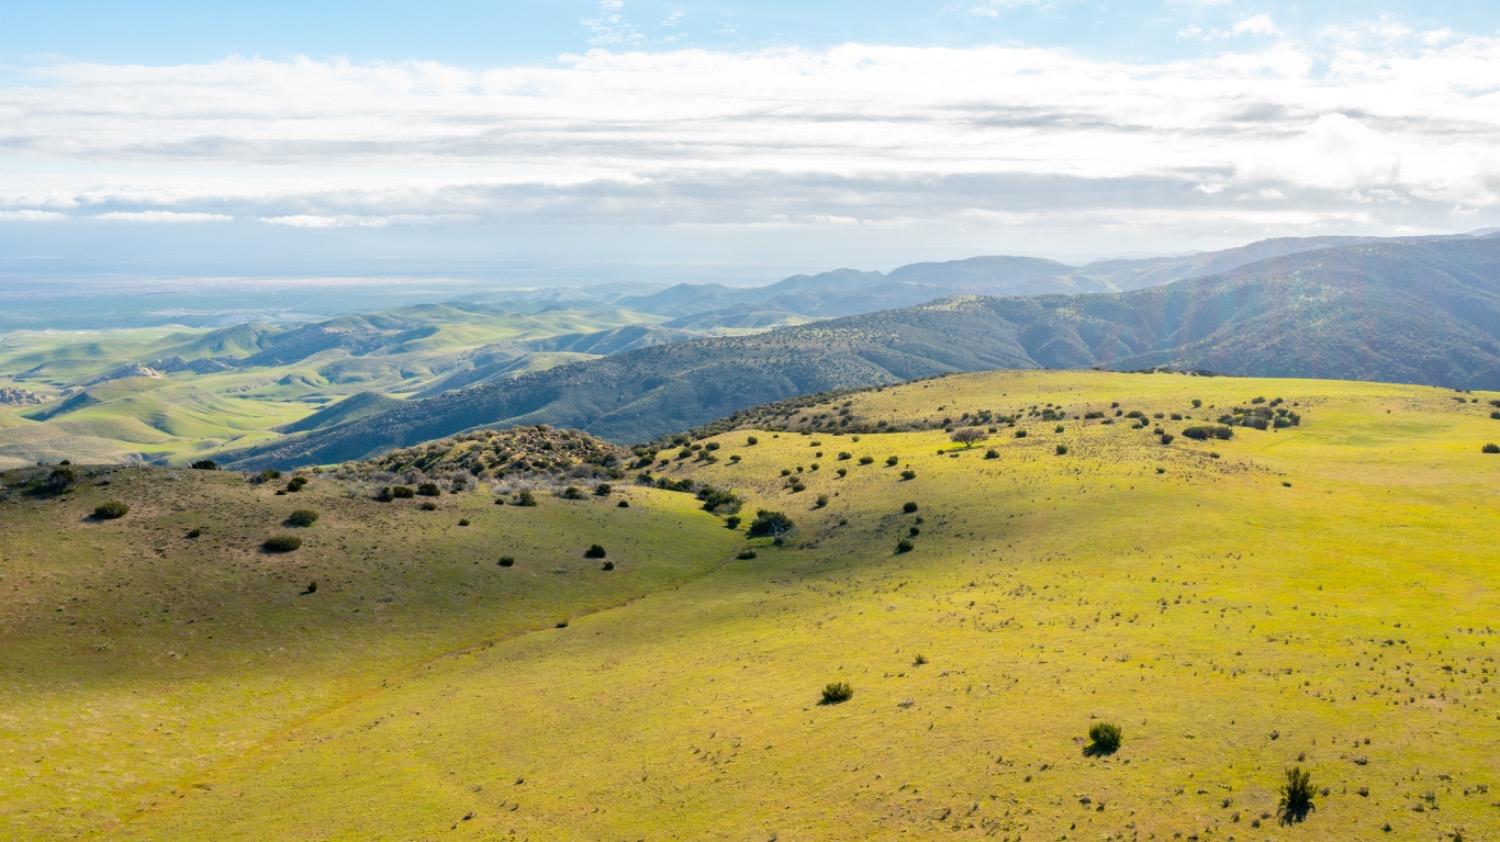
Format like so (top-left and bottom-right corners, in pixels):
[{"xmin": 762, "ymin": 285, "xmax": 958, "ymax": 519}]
[{"xmin": 2, "ymin": 370, "xmax": 1497, "ymax": 840}]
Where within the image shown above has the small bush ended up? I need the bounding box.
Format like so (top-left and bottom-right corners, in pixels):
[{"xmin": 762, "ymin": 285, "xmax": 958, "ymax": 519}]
[
  {"xmin": 984, "ymin": 448, "xmax": 999, "ymax": 459},
  {"xmin": 1159, "ymin": 433, "xmax": 1175, "ymax": 445},
  {"xmin": 1277, "ymin": 766, "xmax": 1315, "ymax": 824},
  {"xmin": 896, "ymin": 538, "xmax": 914, "ymax": 554},
  {"xmin": 900, "ymin": 469, "xmax": 916, "ymax": 480},
  {"xmin": 286, "ymin": 476, "xmax": 308, "ymax": 492},
  {"xmin": 1483, "ymin": 443, "xmax": 1500, "ymax": 454},
  {"xmin": 724, "ymin": 514, "xmax": 742, "ymax": 529},
  {"xmin": 1014, "ymin": 429, "xmax": 1028, "ymax": 438},
  {"xmin": 514, "ymin": 489, "xmax": 537, "ymax": 506},
  {"xmin": 185, "ymin": 527, "xmax": 203, "ymax": 539},
  {"xmin": 902, "ymin": 501, "xmax": 918, "ymax": 513},
  {"xmin": 458, "ymin": 518, "xmax": 470, "ymax": 527},
  {"xmin": 736, "ymin": 548, "xmax": 758, "ymax": 560},
  {"xmin": 814, "ymin": 494, "xmax": 829, "ymax": 509},
  {"xmin": 391, "ymin": 485, "xmax": 415, "ymax": 499},
  {"xmin": 420, "ymin": 501, "xmax": 438, "ymax": 511},
  {"xmin": 92, "ymin": 500, "xmax": 129, "ymax": 520},
  {"xmin": 1055, "ymin": 444, "xmax": 1069, "ymax": 455},
  {"xmin": 600, "ymin": 561, "xmax": 615, "ymax": 571},
  {"xmin": 746, "ymin": 436, "xmax": 758, "ymax": 446},
  {"xmin": 262, "ymin": 535, "xmax": 302, "ymax": 553},
  {"xmin": 747, "ymin": 509, "xmax": 794, "ymax": 538},
  {"xmin": 858, "ymin": 455, "xmax": 875, "ymax": 465},
  {"xmin": 416, "ymin": 482, "xmax": 441, "ymax": 497},
  {"xmin": 820, "ymin": 682, "xmax": 854, "ymax": 705},
  {"xmin": 617, "ymin": 499, "xmax": 630, "ymax": 508},
  {"xmin": 285, "ymin": 509, "xmax": 318, "ymax": 527},
  {"xmin": 594, "ymin": 483, "xmax": 612, "ymax": 496},
  {"xmin": 498, "ymin": 556, "xmax": 515, "ymax": 567},
  {"xmin": 584, "ymin": 543, "xmax": 607, "ymax": 558},
  {"xmin": 190, "ymin": 459, "xmax": 218, "ymax": 470},
  {"xmin": 1085, "ymin": 722, "xmax": 1123, "ymax": 756},
  {"xmin": 560, "ymin": 485, "xmax": 585, "ymax": 500}
]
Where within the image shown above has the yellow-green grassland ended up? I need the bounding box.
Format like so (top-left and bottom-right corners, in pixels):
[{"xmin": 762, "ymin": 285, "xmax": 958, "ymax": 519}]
[{"xmin": 2, "ymin": 370, "xmax": 1496, "ymax": 839}]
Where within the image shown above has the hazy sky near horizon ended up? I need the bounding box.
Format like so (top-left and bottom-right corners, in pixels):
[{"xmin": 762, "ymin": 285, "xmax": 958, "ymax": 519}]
[{"xmin": 4, "ymin": 1, "xmax": 1500, "ymax": 281}]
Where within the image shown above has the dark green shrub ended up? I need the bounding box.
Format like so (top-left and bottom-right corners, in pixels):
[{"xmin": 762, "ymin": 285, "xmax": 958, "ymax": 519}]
[
  {"xmin": 617, "ymin": 499, "xmax": 630, "ymax": 508},
  {"xmin": 391, "ymin": 485, "xmax": 415, "ymax": 499},
  {"xmin": 1055, "ymin": 444, "xmax": 1069, "ymax": 455},
  {"xmin": 186, "ymin": 527, "xmax": 203, "ymax": 539},
  {"xmin": 420, "ymin": 501, "xmax": 438, "ymax": 511},
  {"xmin": 561, "ymin": 485, "xmax": 585, "ymax": 500},
  {"xmin": 736, "ymin": 548, "xmax": 757, "ymax": 560},
  {"xmin": 286, "ymin": 476, "xmax": 308, "ymax": 492},
  {"xmin": 747, "ymin": 509, "xmax": 794, "ymax": 538},
  {"xmin": 190, "ymin": 460, "xmax": 218, "ymax": 470},
  {"xmin": 746, "ymin": 436, "xmax": 758, "ymax": 445},
  {"xmin": 458, "ymin": 518, "xmax": 470, "ymax": 527},
  {"xmin": 262, "ymin": 534, "xmax": 302, "ymax": 553},
  {"xmin": 600, "ymin": 561, "xmax": 615, "ymax": 571},
  {"xmin": 1484, "ymin": 443, "xmax": 1499, "ymax": 454},
  {"xmin": 498, "ymin": 556, "xmax": 515, "ymax": 567},
  {"xmin": 900, "ymin": 469, "xmax": 916, "ymax": 480},
  {"xmin": 902, "ymin": 501, "xmax": 918, "ymax": 513},
  {"xmin": 1277, "ymin": 766, "xmax": 1315, "ymax": 824},
  {"xmin": 896, "ymin": 538, "xmax": 914, "ymax": 554},
  {"xmin": 584, "ymin": 543, "xmax": 607, "ymax": 558},
  {"xmin": 1085, "ymin": 722, "xmax": 1122, "ymax": 756},
  {"xmin": 1159, "ymin": 433, "xmax": 1175, "ymax": 445},
  {"xmin": 1014, "ymin": 429, "xmax": 1028, "ymax": 438},
  {"xmin": 514, "ymin": 489, "xmax": 537, "ymax": 506},
  {"xmin": 984, "ymin": 448, "xmax": 999, "ymax": 459},
  {"xmin": 858, "ymin": 455, "xmax": 874, "ymax": 465},
  {"xmin": 1183, "ymin": 425, "xmax": 1233, "ymax": 441},
  {"xmin": 285, "ymin": 509, "xmax": 318, "ymax": 527},
  {"xmin": 416, "ymin": 482, "xmax": 441, "ymax": 497},
  {"xmin": 594, "ymin": 483, "xmax": 612, "ymax": 496},
  {"xmin": 814, "ymin": 494, "xmax": 828, "ymax": 509},
  {"xmin": 32, "ymin": 467, "xmax": 76, "ymax": 496},
  {"xmin": 886, "ymin": 455, "xmax": 900, "ymax": 466},
  {"xmin": 820, "ymin": 682, "xmax": 854, "ymax": 705},
  {"xmin": 837, "ymin": 451, "xmax": 852, "ymax": 461},
  {"xmin": 92, "ymin": 500, "xmax": 129, "ymax": 520},
  {"xmin": 724, "ymin": 515, "xmax": 742, "ymax": 529},
  {"xmin": 836, "ymin": 468, "xmax": 847, "ymax": 477},
  {"xmin": 257, "ymin": 469, "xmax": 282, "ymax": 483}
]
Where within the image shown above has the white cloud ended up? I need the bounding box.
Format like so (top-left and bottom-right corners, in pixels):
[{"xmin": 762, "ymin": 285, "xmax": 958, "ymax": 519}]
[
  {"xmin": 0, "ymin": 209, "xmax": 68, "ymax": 222},
  {"xmin": 3, "ymin": 29, "xmax": 1500, "ymax": 253},
  {"xmin": 582, "ymin": 0, "xmax": 641, "ymax": 46},
  {"xmin": 967, "ymin": 0, "xmax": 1043, "ymax": 17},
  {"xmin": 1181, "ymin": 13, "xmax": 1282, "ymax": 41},
  {"xmin": 92, "ymin": 211, "xmax": 232, "ymax": 223}
]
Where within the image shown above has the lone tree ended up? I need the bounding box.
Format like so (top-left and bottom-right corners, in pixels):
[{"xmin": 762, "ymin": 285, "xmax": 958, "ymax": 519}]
[
  {"xmin": 747, "ymin": 509, "xmax": 794, "ymax": 539},
  {"xmin": 950, "ymin": 428, "xmax": 987, "ymax": 449}
]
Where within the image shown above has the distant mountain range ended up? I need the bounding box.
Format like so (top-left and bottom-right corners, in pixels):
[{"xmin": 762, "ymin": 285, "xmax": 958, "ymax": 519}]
[{"xmin": 226, "ymin": 233, "xmax": 1500, "ymax": 467}]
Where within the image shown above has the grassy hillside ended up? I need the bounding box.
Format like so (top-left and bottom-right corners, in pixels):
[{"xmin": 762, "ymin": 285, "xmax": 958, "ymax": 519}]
[
  {"xmin": 4, "ymin": 370, "xmax": 1497, "ymax": 839},
  {"xmin": 0, "ymin": 306, "xmax": 676, "ymax": 466}
]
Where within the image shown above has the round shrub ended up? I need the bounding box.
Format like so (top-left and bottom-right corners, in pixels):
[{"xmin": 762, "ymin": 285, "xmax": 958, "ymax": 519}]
[
  {"xmin": 560, "ymin": 486, "xmax": 585, "ymax": 500},
  {"xmin": 416, "ymin": 482, "xmax": 441, "ymax": 497},
  {"xmin": 594, "ymin": 483, "xmax": 612, "ymax": 496},
  {"xmin": 262, "ymin": 535, "xmax": 302, "ymax": 553},
  {"xmin": 190, "ymin": 459, "xmax": 218, "ymax": 470},
  {"xmin": 1086, "ymin": 722, "xmax": 1122, "ymax": 756},
  {"xmin": 584, "ymin": 543, "xmax": 607, "ymax": 559},
  {"xmin": 1484, "ymin": 443, "xmax": 1500, "ymax": 454},
  {"xmin": 902, "ymin": 501, "xmax": 918, "ymax": 513},
  {"xmin": 92, "ymin": 500, "xmax": 129, "ymax": 520},
  {"xmin": 1055, "ymin": 444, "xmax": 1069, "ymax": 455},
  {"xmin": 899, "ymin": 469, "xmax": 916, "ymax": 480},
  {"xmin": 420, "ymin": 501, "xmax": 438, "ymax": 511},
  {"xmin": 617, "ymin": 499, "xmax": 630, "ymax": 508},
  {"xmin": 820, "ymin": 682, "xmax": 854, "ymax": 705},
  {"xmin": 285, "ymin": 509, "xmax": 319, "ymax": 527},
  {"xmin": 984, "ymin": 449, "xmax": 999, "ymax": 459},
  {"xmin": 895, "ymin": 538, "xmax": 915, "ymax": 554},
  {"xmin": 497, "ymin": 556, "xmax": 515, "ymax": 567},
  {"xmin": 736, "ymin": 548, "xmax": 758, "ymax": 560},
  {"xmin": 600, "ymin": 561, "xmax": 615, "ymax": 571}
]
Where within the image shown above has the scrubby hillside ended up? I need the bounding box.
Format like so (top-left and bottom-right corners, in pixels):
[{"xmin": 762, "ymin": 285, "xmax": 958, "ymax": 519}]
[{"xmin": 5, "ymin": 370, "xmax": 1497, "ymax": 839}]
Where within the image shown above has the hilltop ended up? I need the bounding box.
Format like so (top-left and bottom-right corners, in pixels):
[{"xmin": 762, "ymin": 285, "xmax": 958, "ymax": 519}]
[{"xmin": 3, "ymin": 369, "xmax": 1497, "ymax": 839}]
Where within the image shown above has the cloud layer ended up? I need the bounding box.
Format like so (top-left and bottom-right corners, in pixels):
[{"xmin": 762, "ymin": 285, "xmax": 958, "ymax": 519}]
[{"xmin": 3, "ymin": 24, "xmax": 1499, "ymax": 262}]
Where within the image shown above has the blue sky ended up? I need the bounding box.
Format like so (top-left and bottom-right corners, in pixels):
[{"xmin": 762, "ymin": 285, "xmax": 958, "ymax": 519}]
[
  {"xmin": 4, "ymin": 1, "xmax": 1500, "ymax": 282},
  {"xmin": 6, "ymin": 1, "xmax": 1499, "ymax": 65}
]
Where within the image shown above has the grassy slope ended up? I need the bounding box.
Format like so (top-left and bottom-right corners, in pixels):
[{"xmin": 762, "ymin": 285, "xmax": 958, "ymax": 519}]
[
  {"xmin": 0, "ymin": 469, "xmax": 739, "ymax": 838},
  {"xmin": 0, "ymin": 308, "xmax": 666, "ymax": 465},
  {"xmin": 4, "ymin": 371, "xmax": 1497, "ymax": 839}
]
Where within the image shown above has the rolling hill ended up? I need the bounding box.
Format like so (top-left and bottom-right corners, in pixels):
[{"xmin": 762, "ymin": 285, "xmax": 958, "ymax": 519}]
[
  {"xmin": 230, "ymin": 235, "xmax": 1500, "ymax": 467},
  {"xmin": 4, "ymin": 370, "xmax": 1496, "ymax": 839}
]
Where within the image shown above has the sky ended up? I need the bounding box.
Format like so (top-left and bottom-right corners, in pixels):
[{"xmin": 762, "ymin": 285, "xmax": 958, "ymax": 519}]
[{"xmin": 3, "ymin": 1, "xmax": 1500, "ymax": 284}]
